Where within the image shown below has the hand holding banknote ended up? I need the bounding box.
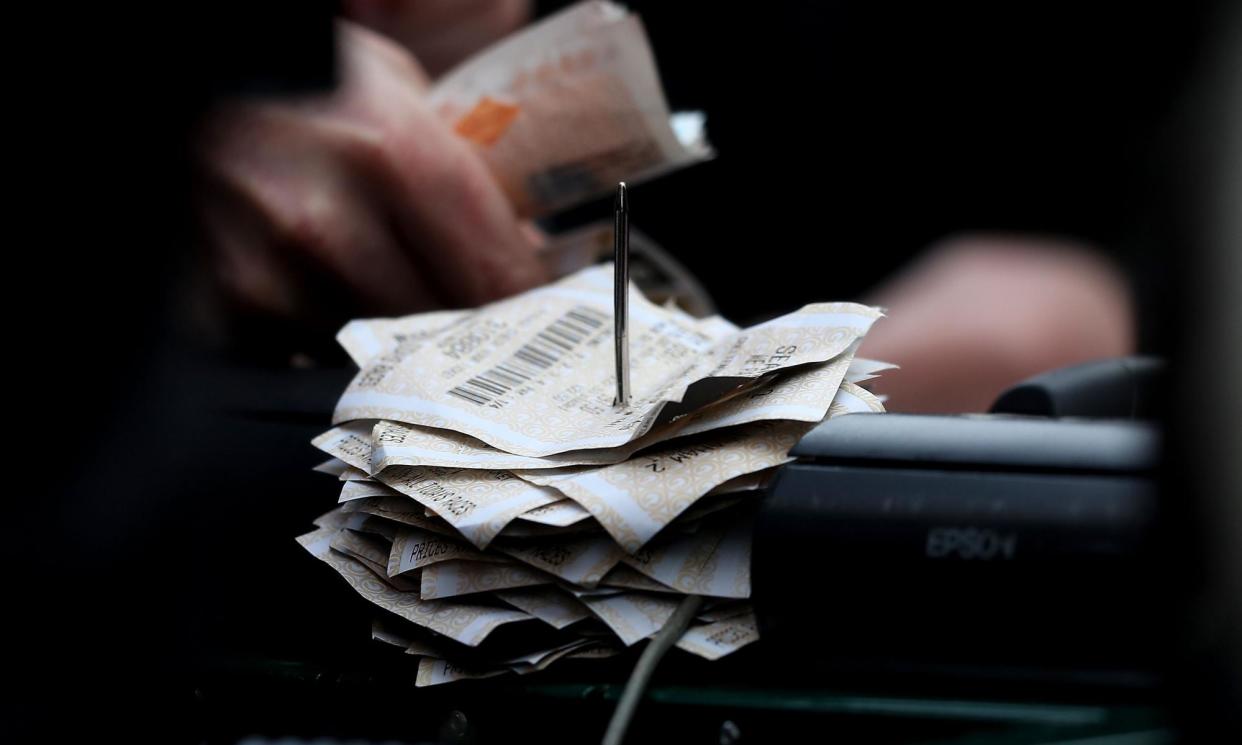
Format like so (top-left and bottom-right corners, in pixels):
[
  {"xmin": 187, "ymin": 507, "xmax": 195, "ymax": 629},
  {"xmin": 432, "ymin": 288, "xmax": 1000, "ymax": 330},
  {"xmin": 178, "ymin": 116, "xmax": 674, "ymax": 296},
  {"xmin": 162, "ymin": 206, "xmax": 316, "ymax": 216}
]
[
  {"xmin": 195, "ymin": 21, "xmax": 548, "ymax": 340},
  {"xmin": 194, "ymin": 2, "xmax": 707, "ymax": 352}
]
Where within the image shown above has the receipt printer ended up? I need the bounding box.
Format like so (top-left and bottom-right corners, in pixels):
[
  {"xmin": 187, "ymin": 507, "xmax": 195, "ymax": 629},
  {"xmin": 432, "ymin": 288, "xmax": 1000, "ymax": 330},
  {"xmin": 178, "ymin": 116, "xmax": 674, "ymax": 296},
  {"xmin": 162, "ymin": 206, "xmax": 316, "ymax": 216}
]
[{"xmin": 752, "ymin": 359, "xmax": 1162, "ymax": 698}]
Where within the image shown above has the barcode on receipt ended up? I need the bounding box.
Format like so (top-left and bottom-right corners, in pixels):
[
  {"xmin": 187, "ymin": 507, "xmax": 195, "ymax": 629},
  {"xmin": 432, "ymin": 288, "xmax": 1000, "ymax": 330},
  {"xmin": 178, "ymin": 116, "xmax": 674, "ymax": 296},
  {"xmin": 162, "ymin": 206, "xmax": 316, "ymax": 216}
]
[{"xmin": 447, "ymin": 307, "xmax": 607, "ymax": 406}]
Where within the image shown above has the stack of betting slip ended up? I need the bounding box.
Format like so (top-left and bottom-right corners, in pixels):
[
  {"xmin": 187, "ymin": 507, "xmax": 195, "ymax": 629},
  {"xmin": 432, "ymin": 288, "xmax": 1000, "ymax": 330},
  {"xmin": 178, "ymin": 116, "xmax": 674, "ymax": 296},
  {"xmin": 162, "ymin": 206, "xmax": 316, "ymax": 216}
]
[{"xmin": 301, "ymin": 264, "xmax": 892, "ymax": 686}]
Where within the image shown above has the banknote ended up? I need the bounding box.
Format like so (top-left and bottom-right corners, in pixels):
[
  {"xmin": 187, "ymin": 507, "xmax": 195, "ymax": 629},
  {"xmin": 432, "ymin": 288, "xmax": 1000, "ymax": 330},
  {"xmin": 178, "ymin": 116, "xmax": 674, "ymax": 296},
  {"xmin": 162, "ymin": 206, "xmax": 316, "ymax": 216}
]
[
  {"xmin": 420, "ymin": 559, "xmax": 555, "ymax": 600},
  {"xmin": 580, "ymin": 591, "xmax": 681, "ymax": 646},
  {"xmin": 496, "ymin": 586, "xmax": 592, "ymax": 629},
  {"xmin": 296, "ymin": 527, "xmax": 531, "ymax": 646},
  {"xmin": 335, "ymin": 264, "xmax": 879, "ymax": 458},
  {"xmin": 374, "ymin": 465, "xmax": 562, "ymax": 549},
  {"xmin": 518, "ymin": 420, "xmax": 810, "ymax": 552},
  {"xmin": 429, "ymin": 1, "xmax": 711, "ymax": 217},
  {"xmin": 675, "ymin": 612, "xmax": 759, "ymax": 660}
]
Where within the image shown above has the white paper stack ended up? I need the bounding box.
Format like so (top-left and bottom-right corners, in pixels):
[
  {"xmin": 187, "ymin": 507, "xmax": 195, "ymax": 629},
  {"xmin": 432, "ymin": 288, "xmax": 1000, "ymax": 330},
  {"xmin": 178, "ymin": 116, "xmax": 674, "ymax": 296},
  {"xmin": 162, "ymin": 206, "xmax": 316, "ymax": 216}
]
[{"xmin": 301, "ymin": 264, "xmax": 892, "ymax": 685}]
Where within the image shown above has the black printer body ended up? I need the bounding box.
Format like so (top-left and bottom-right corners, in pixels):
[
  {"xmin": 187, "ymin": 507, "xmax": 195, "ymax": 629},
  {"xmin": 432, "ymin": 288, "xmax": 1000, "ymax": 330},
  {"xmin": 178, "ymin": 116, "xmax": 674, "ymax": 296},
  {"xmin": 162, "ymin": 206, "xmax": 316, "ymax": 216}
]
[{"xmin": 753, "ymin": 412, "xmax": 1162, "ymax": 701}]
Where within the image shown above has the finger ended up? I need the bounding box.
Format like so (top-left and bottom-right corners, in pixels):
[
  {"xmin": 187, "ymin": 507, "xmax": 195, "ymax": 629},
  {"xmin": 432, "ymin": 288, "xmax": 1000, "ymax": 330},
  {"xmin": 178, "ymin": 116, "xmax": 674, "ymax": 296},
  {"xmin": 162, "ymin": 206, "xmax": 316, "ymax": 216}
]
[
  {"xmin": 201, "ymin": 105, "xmax": 446, "ymax": 318},
  {"xmin": 370, "ymin": 96, "xmax": 550, "ymax": 306},
  {"xmin": 333, "ymin": 19, "xmax": 549, "ymax": 305},
  {"xmin": 294, "ymin": 187, "xmax": 448, "ymax": 316},
  {"xmin": 338, "ymin": 20, "xmax": 432, "ymax": 95}
]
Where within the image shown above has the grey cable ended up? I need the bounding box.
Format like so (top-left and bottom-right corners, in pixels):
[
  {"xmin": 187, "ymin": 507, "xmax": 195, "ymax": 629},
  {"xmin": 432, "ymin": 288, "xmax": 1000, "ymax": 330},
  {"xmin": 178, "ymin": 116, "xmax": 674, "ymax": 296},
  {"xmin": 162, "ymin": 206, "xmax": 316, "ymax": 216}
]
[{"xmin": 601, "ymin": 594, "xmax": 704, "ymax": 745}]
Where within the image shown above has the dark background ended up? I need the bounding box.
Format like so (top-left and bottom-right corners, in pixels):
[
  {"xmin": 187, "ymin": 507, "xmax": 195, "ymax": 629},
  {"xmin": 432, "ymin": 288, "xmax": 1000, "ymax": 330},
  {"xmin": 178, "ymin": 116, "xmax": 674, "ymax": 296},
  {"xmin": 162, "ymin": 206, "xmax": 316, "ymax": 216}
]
[
  {"xmin": 546, "ymin": 0, "xmax": 1207, "ymax": 339},
  {"xmin": 9, "ymin": 1, "xmax": 1235, "ymax": 741}
]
